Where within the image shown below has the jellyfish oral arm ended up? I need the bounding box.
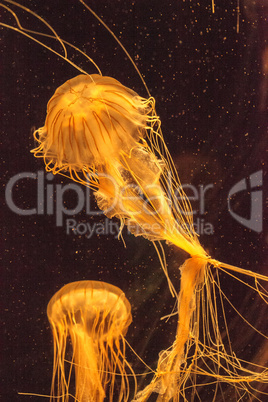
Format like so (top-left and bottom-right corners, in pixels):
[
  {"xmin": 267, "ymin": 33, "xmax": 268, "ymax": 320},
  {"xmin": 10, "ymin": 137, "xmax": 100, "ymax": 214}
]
[
  {"xmin": 70, "ymin": 326, "xmax": 105, "ymax": 402},
  {"xmin": 156, "ymin": 257, "xmax": 206, "ymax": 397}
]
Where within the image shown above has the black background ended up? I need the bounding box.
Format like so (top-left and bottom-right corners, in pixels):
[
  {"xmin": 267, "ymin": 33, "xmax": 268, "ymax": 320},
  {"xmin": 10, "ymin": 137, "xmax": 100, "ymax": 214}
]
[{"xmin": 1, "ymin": 1, "xmax": 267, "ymax": 401}]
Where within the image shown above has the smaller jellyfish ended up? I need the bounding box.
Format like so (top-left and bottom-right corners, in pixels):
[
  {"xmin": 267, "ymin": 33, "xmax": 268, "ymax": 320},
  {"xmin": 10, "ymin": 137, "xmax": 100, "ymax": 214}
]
[{"xmin": 47, "ymin": 280, "xmax": 133, "ymax": 402}]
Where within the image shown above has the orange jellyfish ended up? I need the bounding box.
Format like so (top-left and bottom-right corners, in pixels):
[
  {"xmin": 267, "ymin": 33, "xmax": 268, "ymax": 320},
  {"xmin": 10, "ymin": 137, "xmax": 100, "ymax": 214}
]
[
  {"xmin": 32, "ymin": 73, "xmax": 205, "ymax": 260},
  {"xmin": 47, "ymin": 280, "xmax": 134, "ymax": 402}
]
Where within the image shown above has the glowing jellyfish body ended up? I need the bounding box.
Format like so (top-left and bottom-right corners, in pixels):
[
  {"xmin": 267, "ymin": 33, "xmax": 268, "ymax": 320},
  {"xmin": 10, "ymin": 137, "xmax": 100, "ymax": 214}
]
[
  {"xmin": 33, "ymin": 73, "xmax": 205, "ymax": 258},
  {"xmin": 33, "ymin": 74, "xmax": 150, "ymax": 174},
  {"xmin": 47, "ymin": 280, "xmax": 133, "ymax": 402}
]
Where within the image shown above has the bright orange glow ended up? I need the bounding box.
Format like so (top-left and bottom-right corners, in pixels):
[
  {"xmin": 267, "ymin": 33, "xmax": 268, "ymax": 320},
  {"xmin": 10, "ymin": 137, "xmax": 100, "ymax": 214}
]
[
  {"xmin": 47, "ymin": 280, "xmax": 133, "ymax": 401},
  {"xmin": 32, "ymin": 74, "xmax": 151, "ymax": 173},
  {"xmin": 32, "ymin": 73, "xmax": 205, "ymax": 259}
]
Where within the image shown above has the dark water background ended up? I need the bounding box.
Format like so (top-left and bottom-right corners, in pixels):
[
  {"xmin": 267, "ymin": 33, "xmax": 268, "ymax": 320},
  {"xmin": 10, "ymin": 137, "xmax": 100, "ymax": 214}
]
[{"xmin": 1, "ymin": 0, "xmax": 267, "ymax": 400}]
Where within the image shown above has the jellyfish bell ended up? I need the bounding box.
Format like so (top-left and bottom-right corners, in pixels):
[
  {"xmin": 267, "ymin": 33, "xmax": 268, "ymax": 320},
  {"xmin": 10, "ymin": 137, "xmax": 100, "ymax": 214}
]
[
  {"xmin": 47, "ymin": 280, "xmax": 133, "ymax": 402},
  {"xmin": 32, "ymin": 74, "xmax": 155, "ymax": 178}
]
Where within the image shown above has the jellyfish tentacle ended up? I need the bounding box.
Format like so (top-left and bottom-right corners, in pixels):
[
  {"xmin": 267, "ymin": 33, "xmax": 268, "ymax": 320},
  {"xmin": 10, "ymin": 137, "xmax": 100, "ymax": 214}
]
[{"xmin": 0, "ymin": 0, "xmax": 101, "ymax": 75}]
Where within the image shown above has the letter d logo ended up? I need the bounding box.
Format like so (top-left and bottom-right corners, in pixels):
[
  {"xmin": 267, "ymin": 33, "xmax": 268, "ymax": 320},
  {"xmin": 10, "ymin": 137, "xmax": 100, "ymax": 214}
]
[{"xmin": 228, "ymin": 170, "xmax": 263, "ymax": 233}]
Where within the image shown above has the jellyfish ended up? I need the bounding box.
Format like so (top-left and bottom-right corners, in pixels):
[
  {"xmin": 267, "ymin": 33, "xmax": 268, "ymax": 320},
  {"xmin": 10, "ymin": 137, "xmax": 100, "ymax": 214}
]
[
  {"xmin": 1, "ymin": 1, "xmax": 268, "ymax": 401},
  {"xmin": 47, "ymin": 280, "xmax": 133, "ymax": 402},
  {"xmin": 32, "ymin": 73, "xmax": 206, "ymax": 259}
]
